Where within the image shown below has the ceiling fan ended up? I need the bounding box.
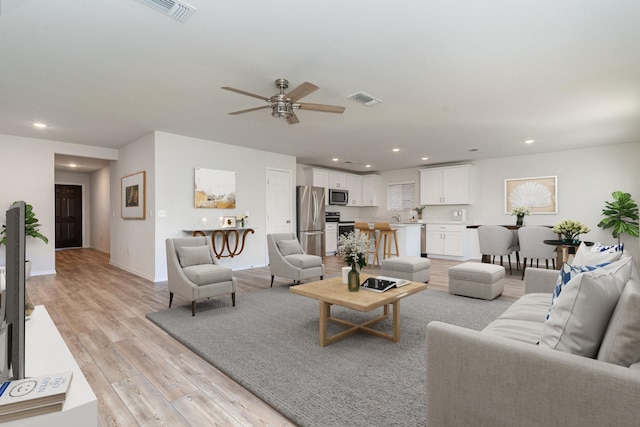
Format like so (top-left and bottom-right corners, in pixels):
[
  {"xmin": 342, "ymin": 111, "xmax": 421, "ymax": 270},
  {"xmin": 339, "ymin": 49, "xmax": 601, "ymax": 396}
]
[{"xmin": 221, "ymin": 78, "xmax": 345, "ymax": 125}]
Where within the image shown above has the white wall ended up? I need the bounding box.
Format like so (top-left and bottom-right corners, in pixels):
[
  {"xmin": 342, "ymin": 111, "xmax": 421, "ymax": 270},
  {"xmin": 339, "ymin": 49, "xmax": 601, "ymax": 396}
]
[
  {"xmin": 153, "ymin": 131, "xmax": 297, "ymax": 281},
  {"xmin": 91, "ymin": 166, "xmax": 111, "ymax": 253},
  {"xmin": 109, "ymin": 133, "xmax": 156, "ymax": 280},
  {"xmin": 0, "ymin": 134, "xmax": 118, "ymax": 275}
]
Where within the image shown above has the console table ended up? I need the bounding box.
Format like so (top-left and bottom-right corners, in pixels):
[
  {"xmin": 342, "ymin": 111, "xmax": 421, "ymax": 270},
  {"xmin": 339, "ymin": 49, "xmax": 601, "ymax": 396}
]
[{"xmin": 184, "ymin": 227, "xmax": 255, "ymax": 259}]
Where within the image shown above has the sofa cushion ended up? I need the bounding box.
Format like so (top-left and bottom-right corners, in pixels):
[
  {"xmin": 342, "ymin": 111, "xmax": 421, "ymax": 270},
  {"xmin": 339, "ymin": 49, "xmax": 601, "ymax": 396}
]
[
  {"xmin": 277, "ymin": 239, "xmax": 302, "ymax": 256},
  {"xmin": 597, "ymin": 266, "xmax": 640, "ymax": 366},
  {"xmin": 177, "ymin": 245, "xmax": 213, "ymax": 267},
  {"xmin": 539, "ymin": 257, "xmax": 632, "ymax": 358},
  {"xmin": 182, "ymin": 264, "xmax": 233, "ymax": 285},
  {"xmin": 482, "ymin": 318, "xmax": 545, "ymax": 344},
  {"xmin": 285, "ymin": 254, "xmax": 322, "ymax": 269},
  {"xmin": 572, "ymin": 242, "xmax": 623, "ymax": 265},
  {"xmin": 548, "ymin": 262, "xmax": 610, "ymax": 319}
]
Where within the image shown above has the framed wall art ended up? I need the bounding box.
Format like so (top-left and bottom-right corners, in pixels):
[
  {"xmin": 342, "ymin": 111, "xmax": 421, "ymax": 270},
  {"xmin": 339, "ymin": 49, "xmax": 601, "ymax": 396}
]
[
  {"xmin": 121, "ymin": 171, "xmax": 146, "ymax": 219},
  {"xmin": 194, "ymin": 167, "xmax": 236, "ymax": 208},
  {"xmin": 505, "ymin": 175, "xmax": 557, "ymax": 214},
  {"xmin": 222, "ymin": 216, "xmax": 236, "ymax": 228}
]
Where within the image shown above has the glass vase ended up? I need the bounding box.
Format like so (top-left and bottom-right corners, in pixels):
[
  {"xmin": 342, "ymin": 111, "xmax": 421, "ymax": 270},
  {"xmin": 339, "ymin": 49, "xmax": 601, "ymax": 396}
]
[
  {"xmin": 516, "ymin": 215, "xmax": 524, "ymax": 226},
  {"xmin": 347, "ymin": 265, "xmax": 360, "ymax": 292}
]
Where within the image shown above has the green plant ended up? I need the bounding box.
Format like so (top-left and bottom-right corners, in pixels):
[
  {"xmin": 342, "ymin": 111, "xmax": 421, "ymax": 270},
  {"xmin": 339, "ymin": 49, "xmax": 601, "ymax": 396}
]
[
  {"xmin": 0, "ymin": 202, "xmax": 49, "ymax": 246},
  {"xmin": 597, "ymin": 191, "xmax": 639, "ymax": 244},
  {"xmin": 414, "ymin": 206, "xmax": 425, "ymax": 214}
]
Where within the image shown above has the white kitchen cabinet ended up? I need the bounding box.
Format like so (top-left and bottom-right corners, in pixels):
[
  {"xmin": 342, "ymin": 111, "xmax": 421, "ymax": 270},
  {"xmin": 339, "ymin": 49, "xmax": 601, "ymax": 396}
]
[
  {"xmin": 346, "ymin": 174, "xmax": 363, "ymax": 206},
  {"xmin": 420, "ymin": 165, "xmax": 473, "ymax": 205},
  {"xmin": 305, "ymin": 168, "xmax": 329, "ymax": 205},
  {"xmin": 325, "ymin": 223, "xmax": 338, "ymax": 255},
  {"xmin": 425, "ymin": 223, "xmax": 467, "ymax": 258},
  {"xmin": 328, "ymin": 171, "xmax": 347, "ymax": 189},
  {"xmin": 362, "ymin": 174, "xmax": 380, "ymax": 206}
]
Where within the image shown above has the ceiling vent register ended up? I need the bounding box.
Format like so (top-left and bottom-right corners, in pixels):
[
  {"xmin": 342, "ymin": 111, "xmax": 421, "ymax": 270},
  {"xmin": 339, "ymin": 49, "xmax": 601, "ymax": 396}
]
[
  {"xmin": 348, "ymin": 92, "xmax": 382, "ymax": 106},
  {"xmin": 135, "ymin": 0, "xmax": 196, "ymax": 22}
]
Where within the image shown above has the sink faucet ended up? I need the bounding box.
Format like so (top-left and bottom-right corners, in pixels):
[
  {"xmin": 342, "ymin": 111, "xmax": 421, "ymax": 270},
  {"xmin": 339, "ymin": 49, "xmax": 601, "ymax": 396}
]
[{"xmin": 392, "ymin": 214, "xmax": 401, "ymax": 223}]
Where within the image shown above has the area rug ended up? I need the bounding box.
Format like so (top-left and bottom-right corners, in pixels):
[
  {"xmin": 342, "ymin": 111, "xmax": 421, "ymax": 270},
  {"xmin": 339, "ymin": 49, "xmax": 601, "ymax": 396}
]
[{"xmin": 146, "ymin": 286, "xmax": 511, "ymax": 427}]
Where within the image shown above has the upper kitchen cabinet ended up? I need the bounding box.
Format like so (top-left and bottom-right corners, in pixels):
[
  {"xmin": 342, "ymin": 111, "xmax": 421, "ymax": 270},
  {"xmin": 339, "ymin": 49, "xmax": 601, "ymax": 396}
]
[
  {"xmin": 362, "ymin": 174, "xmax": 380, "ymax": 206},
  {"xmin": 328, "ymin": 171, "xmax": 347, "ymax": 189},
  {"xmin": 420, "ymin": 165, "xmax": 473, "ymax": 205},
  {"xmin": 305, "ymin": 168, "xmax": 329, "ymax": 204},
  {"xmin": 346, "ymin": 174, "xmax": 362, "ymax": 206}
]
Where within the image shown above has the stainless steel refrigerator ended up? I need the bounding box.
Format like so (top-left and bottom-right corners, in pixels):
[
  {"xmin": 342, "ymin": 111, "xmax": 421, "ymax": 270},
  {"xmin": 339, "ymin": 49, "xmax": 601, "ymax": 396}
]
[{"xmin": 296, "ymin": 185, "xmax": 325, "ymax": 257}]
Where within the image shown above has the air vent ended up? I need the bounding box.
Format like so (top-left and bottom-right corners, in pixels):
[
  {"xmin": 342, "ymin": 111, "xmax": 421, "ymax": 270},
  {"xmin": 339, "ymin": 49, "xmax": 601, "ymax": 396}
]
[
  {"xmin": 348, "ymin": 91, "xmax": 382, "ymax": 106},
  {"xmin": 135, "ymin": 0, "xmax": 196, "ymax": 22}
]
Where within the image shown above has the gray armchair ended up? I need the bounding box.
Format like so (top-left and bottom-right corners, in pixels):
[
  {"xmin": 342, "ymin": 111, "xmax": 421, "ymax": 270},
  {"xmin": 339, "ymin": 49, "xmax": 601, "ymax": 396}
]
[
  {"xmin": 166, "ymin": 236, "xmax": 237, "ymax": 316},
  {"xmin": 267, "ymin": 233, "xmax": 324, "ymax": 287},
  {"xmin": 478, "ymin": 225, "xmax": 516, "ymax": 274}
]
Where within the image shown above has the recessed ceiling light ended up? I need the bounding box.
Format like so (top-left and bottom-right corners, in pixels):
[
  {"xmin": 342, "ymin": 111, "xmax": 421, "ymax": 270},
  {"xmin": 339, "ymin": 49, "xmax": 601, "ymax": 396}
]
[
  {"xmin": 524, "ymin": 139, "xmax": 535, "ymax": 144},
  {"xmin": 68, "ymin": 163, "xmax": 77, "ymax": 168},
  {"xmin": 392, "ymin": 148, "xmax": 400, "ymax": 152},
  {"xmin": 332, "ymin": 158, "xmax": 339, "ymax": 162},
  {"xmin": 365, "ymin": 164, "xmax": 372, "ymax": 168},
  {"xmin": 33, "ymin": 122, "xmax": 48, "ymax": 128},
  {"xmin": 421, "ymin": 157, "xmax": 429, "ymax": 161}
]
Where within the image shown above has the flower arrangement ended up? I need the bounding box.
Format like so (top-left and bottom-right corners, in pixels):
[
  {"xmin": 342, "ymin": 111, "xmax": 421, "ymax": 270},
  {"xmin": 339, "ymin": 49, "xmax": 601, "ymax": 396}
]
[
  {"xmin": 236, "ymin": 214, "xmax": 248, "ymax": 227},
  {"xmin": 511, "ymin": 206, "xmax": 531, "ymax": 217},
  {"xmin": 337, "ymin": 231, "xmax": 370, "ymax": 269},
  {"xmin": 552, "ymin": 219, "xmax": 590, "ymax": 242}
]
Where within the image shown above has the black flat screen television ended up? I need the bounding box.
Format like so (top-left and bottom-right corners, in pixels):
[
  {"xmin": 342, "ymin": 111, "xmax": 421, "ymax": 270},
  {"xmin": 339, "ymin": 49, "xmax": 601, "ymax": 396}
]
[{"xmin": 2, "ymin": 201, "xmax": 26, "ymax": 380}]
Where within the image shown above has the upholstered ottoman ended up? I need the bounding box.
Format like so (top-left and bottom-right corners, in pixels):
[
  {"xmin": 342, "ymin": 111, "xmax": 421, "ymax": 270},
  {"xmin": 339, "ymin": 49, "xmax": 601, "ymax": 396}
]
[
  {"xmin": 381, "ymin": 256, "xmax": 431, "ymax": 283},
  {"xmin": 448, "ymin": 262, "xmax": 504, "ymax": 300}
]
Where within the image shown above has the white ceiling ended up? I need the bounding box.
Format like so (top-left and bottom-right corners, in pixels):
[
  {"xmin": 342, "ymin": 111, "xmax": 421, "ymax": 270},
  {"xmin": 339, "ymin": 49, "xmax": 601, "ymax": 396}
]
[{"xmin": 2, "ymin": 0, "xmax": 639, "ymax": 173}]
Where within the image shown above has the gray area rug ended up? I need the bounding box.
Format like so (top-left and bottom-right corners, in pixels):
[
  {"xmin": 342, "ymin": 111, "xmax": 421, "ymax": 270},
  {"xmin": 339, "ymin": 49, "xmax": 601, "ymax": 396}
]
[{"xmin": 147, "ymin": 286, "xmax": 511, "ymax": 427}]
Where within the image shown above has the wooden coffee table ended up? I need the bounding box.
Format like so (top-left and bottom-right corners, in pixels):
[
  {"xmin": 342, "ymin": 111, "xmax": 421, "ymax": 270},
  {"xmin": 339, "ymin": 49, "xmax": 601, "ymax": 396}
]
[{"xmin": 289, "ymin": 274, "xmax": 427, "ymax": 346}]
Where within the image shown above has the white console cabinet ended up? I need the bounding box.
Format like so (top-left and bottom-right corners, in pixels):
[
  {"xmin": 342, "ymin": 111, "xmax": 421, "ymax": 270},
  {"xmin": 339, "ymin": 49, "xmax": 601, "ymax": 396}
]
[
  {"xmin": 420, "ymin": 165, "xmax": 473, "ymax": 205},
  {"xmin": 3, "ymin": 306, "xmax": 97, "ymax": 426}
]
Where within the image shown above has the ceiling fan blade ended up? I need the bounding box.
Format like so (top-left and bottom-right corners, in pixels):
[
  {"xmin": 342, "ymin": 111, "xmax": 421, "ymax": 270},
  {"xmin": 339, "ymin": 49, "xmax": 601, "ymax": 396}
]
[
  {"xmin": 285, "ymin": 82, "xmax": 319, "ymax": 102},
  {"xmin": 221, "ymin": 86, "xmax": 270, "ymax": 102},
  {"xmin": 297, "ymin": 102, "xmax": 346, "ymax": 114},
  {"xmin": 228, "ymin": 105, "xmax": 270, "ymax": 115},
  {"xmin": 287, "ymin": 112, "xmax": 300, "ymax": 125}
]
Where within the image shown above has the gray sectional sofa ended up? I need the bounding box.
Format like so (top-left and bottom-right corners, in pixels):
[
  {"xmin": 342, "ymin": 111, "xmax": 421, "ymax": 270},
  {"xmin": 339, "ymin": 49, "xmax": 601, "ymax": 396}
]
[{"xmin": 426, "ymin": 258, "xmax": 640, "ymax": 427}]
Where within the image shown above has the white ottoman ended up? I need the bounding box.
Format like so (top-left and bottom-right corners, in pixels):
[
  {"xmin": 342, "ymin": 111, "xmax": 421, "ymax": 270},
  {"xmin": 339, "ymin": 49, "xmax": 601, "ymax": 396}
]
[
  {"xmin": 448, "ymin": 262, "xmax": 505, "ymax": 300},
  {"xmin": 381, "ymin": 256, "xmax": 431, "ymax": 283}
]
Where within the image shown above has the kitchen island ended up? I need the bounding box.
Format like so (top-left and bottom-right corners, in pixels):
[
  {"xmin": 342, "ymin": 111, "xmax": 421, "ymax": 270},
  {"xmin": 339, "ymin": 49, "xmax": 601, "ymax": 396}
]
[{"xmin": 354, "ymin": 222, "xmax": 423, "ymax": 263}]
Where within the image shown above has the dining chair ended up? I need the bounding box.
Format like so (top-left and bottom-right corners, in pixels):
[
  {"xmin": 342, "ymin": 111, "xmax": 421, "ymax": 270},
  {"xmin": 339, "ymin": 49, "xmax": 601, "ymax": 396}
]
[
  {"xmin": 477, "ymin": 225, "xmax": 516, "ymax": 274},
  {"xmin": 517, "ymin": 226, "xmax": 557, "ymax": 279}
]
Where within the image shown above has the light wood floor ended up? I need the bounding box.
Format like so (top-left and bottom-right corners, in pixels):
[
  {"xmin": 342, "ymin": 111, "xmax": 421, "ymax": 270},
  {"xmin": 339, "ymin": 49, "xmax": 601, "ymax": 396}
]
[{"xmin": 27, "ymin": 249, "xmax": 527, "ymax": 426}]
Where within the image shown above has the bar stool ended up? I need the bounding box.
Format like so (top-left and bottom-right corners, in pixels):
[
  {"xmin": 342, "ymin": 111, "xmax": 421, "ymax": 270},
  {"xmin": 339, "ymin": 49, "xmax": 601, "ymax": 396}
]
[
  {"xmin": 354, "ymin": 222, "xmax": 376, "ymax": 266},
  {"xmin": 373, "ymin": 222, "xmax": 399, "ymax": 266}
]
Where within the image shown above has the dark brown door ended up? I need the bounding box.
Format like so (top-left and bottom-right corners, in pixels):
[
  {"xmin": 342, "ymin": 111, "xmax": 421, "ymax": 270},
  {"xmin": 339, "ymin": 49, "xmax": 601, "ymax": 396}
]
[{"xmin": 55, "ymin": 185, "xmax": 83, "ymax": 248}]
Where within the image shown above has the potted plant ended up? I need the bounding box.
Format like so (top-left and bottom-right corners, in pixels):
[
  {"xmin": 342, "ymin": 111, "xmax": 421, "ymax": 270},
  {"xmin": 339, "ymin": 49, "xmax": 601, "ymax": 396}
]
[
  {"xmin": 337, "ymin": 231, "xmax": 370, "ymax": 292},
  {"xmin": 552, "ymin": 219, "xmax": 590, "ymax": 243},
  {"xmin": 1, "ymin": 202, "xmax": 49, "ymax": 278},
  {"xmin": 597, "ymin": 191, "xmax": 639, "ymax": 244},
  {"xmin": 414, "ymin": 206, "xmax": 425, "ymax": 220},
  {"xmin": 511, "ymin": 206, "xmax": 531, "ymax": 226}
]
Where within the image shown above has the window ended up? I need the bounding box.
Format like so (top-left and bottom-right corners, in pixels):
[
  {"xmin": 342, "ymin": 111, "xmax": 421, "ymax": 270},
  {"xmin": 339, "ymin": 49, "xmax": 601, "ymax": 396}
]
[{"xmin": 387, "ymin": 182, "xmax": 415, "ymax": 210}]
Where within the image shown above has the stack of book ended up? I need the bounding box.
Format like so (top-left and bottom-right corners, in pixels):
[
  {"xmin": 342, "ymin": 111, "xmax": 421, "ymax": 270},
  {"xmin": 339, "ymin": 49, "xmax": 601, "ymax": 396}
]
[{"xmin": 0, "ymin": 371, "xmax": 73, "ymax": 422}]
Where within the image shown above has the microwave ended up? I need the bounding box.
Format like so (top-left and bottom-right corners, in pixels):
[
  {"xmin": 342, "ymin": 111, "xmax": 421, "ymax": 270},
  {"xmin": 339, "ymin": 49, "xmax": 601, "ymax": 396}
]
[{"xmin": 329, "ymin": 188, "xmax": 349, "ymax": 205}]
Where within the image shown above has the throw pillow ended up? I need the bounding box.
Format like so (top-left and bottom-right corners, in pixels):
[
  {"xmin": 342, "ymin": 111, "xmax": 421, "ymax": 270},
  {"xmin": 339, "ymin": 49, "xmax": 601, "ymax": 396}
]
[
  {"xmin": 572, "ymin": 242, "xmax": 623, "ymax": 265},
  {"xmin": 539, "ymin": 257, "xmax": 633, "ymax": 358},
  {"xmin": 547, "ymin": 262, "xmax": 610, "ymax": 319},
  {"xmin": 277, "ymin": 239, "xmax": 302, "ymax": 256},
  {"xmin": 177, "ymin": 245, "xmax": 213, "ymax": 268},
  {"xmin": 596, "ymin": 276, "xmax": 640, "ymax": 367}
]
